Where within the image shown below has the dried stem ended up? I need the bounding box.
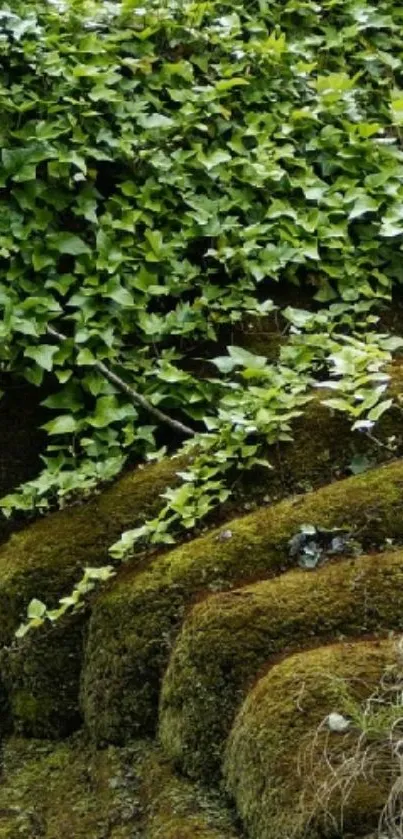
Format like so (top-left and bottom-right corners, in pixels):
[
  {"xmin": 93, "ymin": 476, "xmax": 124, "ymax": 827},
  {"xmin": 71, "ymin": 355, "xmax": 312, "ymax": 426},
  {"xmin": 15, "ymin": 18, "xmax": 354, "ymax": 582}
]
[{"xmin": 46, "ymin": 325, "xmax": 196, "ymax": 438}]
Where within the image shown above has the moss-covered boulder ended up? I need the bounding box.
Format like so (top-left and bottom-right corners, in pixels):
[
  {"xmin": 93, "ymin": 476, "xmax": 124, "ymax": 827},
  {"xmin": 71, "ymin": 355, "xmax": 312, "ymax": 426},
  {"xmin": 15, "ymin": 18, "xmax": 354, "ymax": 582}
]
[
  {"xmin": 82, "ymin": 459, "xmax": 403, "ymax": 744},
  {"xmin": 159, "ymin": 547, "xmax": 403, "ymax": 780},
  {"xmin": 0, "ymin": 451, "xmax": 193, "ymax": 738},
  {"xmin": 0, "ymin": 613, "xmax": 85, "ymax": 738},
  {"xmin": 0, "ymin": 456, "xmax": 190, "ymax": 739},
  {"xmin": 0, "ymin": 735, "xmax": 239, "ymax": 839},
  {"xmin": 1, "ymin": 360, "xmax": 402, "ymax": 642},
  {"xmin": 224, "ymin": 639, "xmax": 397, "ymax": 839},
  {"xmin": 1, "ymin": 368, "xmax": 402, "ymax": 741},
  {"xmin": 0, "ymin": 455, "xmax": 187, "ymax": 645}
]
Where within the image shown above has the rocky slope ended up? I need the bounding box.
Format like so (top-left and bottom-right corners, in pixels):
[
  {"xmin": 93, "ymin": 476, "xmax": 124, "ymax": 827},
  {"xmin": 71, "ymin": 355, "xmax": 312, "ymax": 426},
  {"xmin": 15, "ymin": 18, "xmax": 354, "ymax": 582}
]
[{"xmin": 0, "ymin": 364, "xmax": 403, "ymax": 837}]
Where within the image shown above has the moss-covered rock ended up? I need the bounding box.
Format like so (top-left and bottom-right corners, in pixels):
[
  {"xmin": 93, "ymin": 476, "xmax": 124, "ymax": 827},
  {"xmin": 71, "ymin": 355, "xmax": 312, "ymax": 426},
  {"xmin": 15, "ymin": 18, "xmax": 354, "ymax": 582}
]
[
  {"xmin": 0, "ymin": 455, "xmax": 187, "ymax": 645},
  {"xmin": 224, "ymin": 639, "xmax": 397, "ymax": 839},
  {"xmin": 139, "ymin": 748, "xmax": 240, "ymax": 839},
  {"xmin": 0, "ymin": 455, "xmax": 191, "ymax": 739},
  {"xmin": 0, "ymin": 735, "xmax": 141, "ymax": 839},
  {"xmin": 0, "ymin": 734, "xmax": 240, "ymax": 839},
  {"xmin": 82, "ymin": 459, "xmax": 403, "ymax": 745},
  {"xmin": 0, "ymin": 613, "xmax": 85, "ymax": 738},
  {"xmin": 159, "ymin": 547, "xmax": 403, "ymax": 780},
  {"xmin": 1, "ymin": 365, "xmax": 402, "ymax": 741},
  {"xmin": 1, "ymin": 361, "xmax": 402, "ymax": 642}
]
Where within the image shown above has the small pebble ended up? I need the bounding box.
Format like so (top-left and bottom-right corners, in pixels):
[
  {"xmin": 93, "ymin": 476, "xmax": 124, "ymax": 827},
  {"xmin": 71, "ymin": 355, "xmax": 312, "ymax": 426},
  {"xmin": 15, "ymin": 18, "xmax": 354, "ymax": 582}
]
[
  {"xmin": 216, "ymin": 529, "xmax": 233, "ymax": 541},
  {"xmin": 326, "ymin": 712, "xmax": 350, "ymax": 733}
]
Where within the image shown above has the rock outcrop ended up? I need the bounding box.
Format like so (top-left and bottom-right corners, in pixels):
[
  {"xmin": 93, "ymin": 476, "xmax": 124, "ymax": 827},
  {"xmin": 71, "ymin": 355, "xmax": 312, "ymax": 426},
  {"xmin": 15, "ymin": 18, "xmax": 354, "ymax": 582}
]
[{"xmin": 0, "ymin": 368, "xmax": 403, "ymax": 837}]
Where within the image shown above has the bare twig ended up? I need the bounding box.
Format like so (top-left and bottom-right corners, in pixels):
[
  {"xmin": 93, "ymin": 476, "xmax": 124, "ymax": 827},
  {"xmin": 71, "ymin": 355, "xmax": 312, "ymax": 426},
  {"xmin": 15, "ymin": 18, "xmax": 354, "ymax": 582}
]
[{"xmin": 46, "ymin": 325, "xmax": 196, "ymax": 438}]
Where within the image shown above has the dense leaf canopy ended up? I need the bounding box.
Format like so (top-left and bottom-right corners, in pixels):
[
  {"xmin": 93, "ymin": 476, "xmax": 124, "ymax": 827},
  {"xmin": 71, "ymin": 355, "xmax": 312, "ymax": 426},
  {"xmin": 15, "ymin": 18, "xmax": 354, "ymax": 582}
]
[{"xmin": 1, "ymin": 0, "xmax": 403, "ymax": 544}]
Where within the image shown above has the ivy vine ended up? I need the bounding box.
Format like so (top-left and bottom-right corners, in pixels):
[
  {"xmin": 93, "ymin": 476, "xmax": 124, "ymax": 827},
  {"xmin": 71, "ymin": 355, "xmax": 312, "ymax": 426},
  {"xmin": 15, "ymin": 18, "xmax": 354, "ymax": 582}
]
[{"xmin": 1, "ymin": 0, "xmax": 403, "ymax": 633}]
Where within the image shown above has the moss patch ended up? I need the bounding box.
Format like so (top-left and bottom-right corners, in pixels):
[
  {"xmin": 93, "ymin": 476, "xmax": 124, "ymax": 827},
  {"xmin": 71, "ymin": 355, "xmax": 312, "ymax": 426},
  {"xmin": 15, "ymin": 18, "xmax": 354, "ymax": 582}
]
[
  {"xmin": 1, "ymin": 361, "xmax": 402, "ymax": 642},
  {"xmin": 0, "ymin": 735, "xmax": 240, "ymax": 839},
  {"xmin": 0, "ymin": 735, "xmax": 142, "ymax": 839},
  {"xmin": 0, "ymin": 455, "xmax": 188, "ymax": 646},
  {"xmin": 140, "ymin": 749, "xmax": 240, "ymax": 839},
  {"xmin": 82, "ymin": 458, "xmax": 403, "ymax": 744},
  {"xmin": 224, "ymin": 639, "xmax": 397, "ymax": 839},
  {"xmin": 0, "ymin": 612, "xmax": 85, "ymax": 738}
]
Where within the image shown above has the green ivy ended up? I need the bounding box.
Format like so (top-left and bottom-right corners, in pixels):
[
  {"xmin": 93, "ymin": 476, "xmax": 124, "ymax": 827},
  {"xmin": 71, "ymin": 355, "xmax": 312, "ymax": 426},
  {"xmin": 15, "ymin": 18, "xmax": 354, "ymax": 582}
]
[{"xmin": 2, "ymin": 0, "xmax": 403, "ymax": 633}]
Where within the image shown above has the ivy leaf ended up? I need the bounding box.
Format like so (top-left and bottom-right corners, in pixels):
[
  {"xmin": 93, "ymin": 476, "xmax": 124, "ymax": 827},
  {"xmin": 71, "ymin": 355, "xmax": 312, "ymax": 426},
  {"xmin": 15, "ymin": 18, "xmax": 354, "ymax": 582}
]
[
  {"xmin": 76, "ymin": 348, "xmax": 97, "ymax": 366},
  {"xmin": 348, "ymin": 454, "xmax": 372, "ymax": 475},
  {"xmin": 88, "ymin": 396, "xmax": 135, "ymax": 428},
  {"xmin": 24, "ymin": 344, "xmax": 59, "ymax": 371},
  {"xmin": 139, "ymin": 113, "xmax": 174, "ymax": 129},
  {"xmin": 42, "ymin": 415, "xmax": 79, "ymax": 435},
  {"xmin": 321, "ymin": 397, "xmax": 352, "ymax": 413},
  {"xmin": 200, "ymin": 150, "xmax": 232, "ymax": 170},
  {"xmin": 84, "ymin": 566, "xmax": 116, "ymax": 582},
  {"xmin": 106, "ymin": 285, "xmax": 134, "ymax": 306},
  {"xmin": 27, "ymin": 599, "xmax": 47, "ymax": 620},
  {"xmin": 228, "ymin": 346, "xmax": 267, "ymax": 369},
  {"xmin": 48, "ymin": 233, "xmax": 91, "ymax": 255},
  {"xmin": 216, "ymin": 78, "xmax": 249, "ymax": 92},
  {"xmin": 283, "ymin": 307, "xmax": 313, "ymax": 328},
  {"xmin": 368, "ymin": 398, "xmax": 393, "ymax": 422},
  {"xmin": 348, "ymin": 195, "xmax": 378, "ymax": 220},
  {"xmin": 210, "ymin": 356, "xmax": 238, "ymax": 374},
  {"xmin": 377, "ymin": 336, "xmax": 403, "ymax": 351}
]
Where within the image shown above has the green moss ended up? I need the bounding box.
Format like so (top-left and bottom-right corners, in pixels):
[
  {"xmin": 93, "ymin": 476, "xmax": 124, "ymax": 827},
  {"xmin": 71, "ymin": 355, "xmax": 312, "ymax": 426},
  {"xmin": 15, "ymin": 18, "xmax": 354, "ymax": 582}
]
[
  {"xmin": 0, "ymin": 735, "xmax": 239, "ymax": 839},
  {"xmin": 0, "ymin": 457, "xmax": 187, "ymax": 737},
  {"xmin": 0, "ymin": 454, "xmax": 187, "ymax": 645},
  {"xmin": 0, "ymin": 398, "xmax": 359, "ymax": 643},
  {"xmin": 140, "ymin": 750, "xmax": 240, "ymax": 839},
  {"xmin": 159, "ymin": 547, "xmax": 403, "ymax": 780},
  {"xmin": 1, "ymin": 367, "xmax": 402, "ymax": 741},
  {"xmin": 0, "ymin": 613, "xmax": 85, "ymax": 737},
  {"xmin": 1, "ymin": 362, "xmax": 402, "ymax": 641},
  {"xmin": 82, "ymin": 458, "xmax": 403, "ymax": 745},
  {"xmin": 224, "ymin": 640, "xmax": 397, "ymax": 839},
  {"xmin": 0, "ymin": 735, "xmax": 143, "ymax": 838}
]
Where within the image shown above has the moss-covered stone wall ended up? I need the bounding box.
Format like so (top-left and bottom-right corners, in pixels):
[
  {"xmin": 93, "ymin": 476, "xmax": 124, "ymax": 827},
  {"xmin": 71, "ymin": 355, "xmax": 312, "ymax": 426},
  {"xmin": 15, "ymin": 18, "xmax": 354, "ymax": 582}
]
[
  {"xmin": 159, "ymin": 549, "xmax": 403, "ymax": 779},
  {"xmin": 82, "ymin": 459, "xmax": 403, "ymax": 745},
  {"xmin": 0, "ymin": 359, "xmax": 403, "ymax": 838}
]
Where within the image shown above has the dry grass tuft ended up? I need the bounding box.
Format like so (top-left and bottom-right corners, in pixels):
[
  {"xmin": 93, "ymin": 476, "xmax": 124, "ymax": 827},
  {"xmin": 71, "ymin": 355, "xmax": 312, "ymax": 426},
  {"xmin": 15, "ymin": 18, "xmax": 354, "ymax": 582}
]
[{"xmin": 298, "ymin": 638, "xmax": 403, "ymax": 839}]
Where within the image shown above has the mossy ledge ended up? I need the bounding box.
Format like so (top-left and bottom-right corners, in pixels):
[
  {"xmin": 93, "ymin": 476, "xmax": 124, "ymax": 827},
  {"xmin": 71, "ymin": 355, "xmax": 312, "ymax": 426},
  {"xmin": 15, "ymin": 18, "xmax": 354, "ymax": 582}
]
[
  {"xmin": 159, "ymin": 547, "xmax": 403, "ymax": 780},
  {"xmin": 0, "ymin": 735, "xmax": 240, "ymax": 839},
  {"xmin": 1, "ymin": 377, "xmax": 402, "ymax": 740},
  {"xmin": 82, "ymin": 458, "xmax": 403, "ymax": 745},
  {"xmin": 0, "ymin": 455, "xmax": 189, "ymax": 739},
  {"xmin": 224, "ymin": 639, "xmax": 397, "ymax": 839},
  {"xmin": 0, "ymin": 455, "xmax": 187, "ymax": 645},
  {"xmin": 0, "ymin": 360, "xmax": 402, "ymax": 643}
]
